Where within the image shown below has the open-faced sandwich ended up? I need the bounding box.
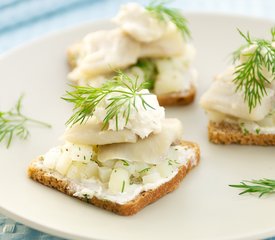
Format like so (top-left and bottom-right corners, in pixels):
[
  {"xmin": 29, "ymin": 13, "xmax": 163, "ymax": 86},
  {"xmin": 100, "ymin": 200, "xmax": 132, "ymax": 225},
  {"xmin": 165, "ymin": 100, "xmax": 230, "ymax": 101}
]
[
  {"xmin": 28, "ymin": 72, "xmax": 200, "ymax": 215},
  {"xmin": 200, "ymin": 28, "xmax": 275, "ymax": 145},
  {"xmin": 67, "ymin": 1, "xmax": 197, "ymax": 106}
]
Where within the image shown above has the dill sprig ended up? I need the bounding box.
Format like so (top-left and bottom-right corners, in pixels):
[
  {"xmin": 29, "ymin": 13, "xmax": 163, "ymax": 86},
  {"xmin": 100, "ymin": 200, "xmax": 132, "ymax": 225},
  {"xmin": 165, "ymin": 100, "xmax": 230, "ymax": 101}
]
[
  {"xmin": 232, "ymin": 27, "xmax": 275, "ymax": 112},
  {"xmin": 0, "ymin": 95, "xmax": 51, "ymax": 148},
  {"xmin": 63, "ymin": 71, "xmax": 154, "ymax": 128},
  {"xmin": 229, "ymin": 178, "xmax": 275, "ymax": 197},
  {"xmin": 146, "ymin": 0, "xmax": 190, "ymax": 40}
]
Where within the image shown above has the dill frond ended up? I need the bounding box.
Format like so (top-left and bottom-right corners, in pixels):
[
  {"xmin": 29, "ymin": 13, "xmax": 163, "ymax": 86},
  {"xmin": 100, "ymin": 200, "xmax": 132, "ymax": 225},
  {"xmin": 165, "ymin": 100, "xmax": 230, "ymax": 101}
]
[
  {"xmin": 232, "ymin": 28, "xmax": 275, "ymax": 112},
  {"xmin": 229, "ymin": 179, "xmax": 275, "ymax": 197},
  {"xmin": 62, "ymin": 71, "xmax": 154, "ymax": 129},
  {"xmin": 146, "ymin": 0, "xmax": 190, "ymax": 39},
  {"xmin": 0, "ymin": 95, "xmax": 51, "ymax": 148}
]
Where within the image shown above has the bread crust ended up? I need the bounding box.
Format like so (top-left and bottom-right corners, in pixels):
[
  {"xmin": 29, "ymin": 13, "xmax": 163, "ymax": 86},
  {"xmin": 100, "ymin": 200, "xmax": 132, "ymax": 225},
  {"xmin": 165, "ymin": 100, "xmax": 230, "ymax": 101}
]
[
  {"xmin": 156, "ymin": 84, "xmax": 196, "ymax": 106},
  {"xmin": 28, "ymin": 141, "xmax": 200, "ymax": 216},
  {"xmin": 67, "ymin": 44, "xmax": 196, "ymax": 106},
  {"xmin": 208, "ymin": 121, "xmax": 275, "ymax": 146}
]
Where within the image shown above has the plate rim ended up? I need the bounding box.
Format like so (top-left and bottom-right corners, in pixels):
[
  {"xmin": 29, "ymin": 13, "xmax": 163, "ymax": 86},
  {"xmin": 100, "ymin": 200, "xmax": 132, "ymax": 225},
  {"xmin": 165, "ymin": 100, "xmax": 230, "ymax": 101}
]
[{"xmin": 0, "ymin": 11, "xmax": 274, "ymax": 59}]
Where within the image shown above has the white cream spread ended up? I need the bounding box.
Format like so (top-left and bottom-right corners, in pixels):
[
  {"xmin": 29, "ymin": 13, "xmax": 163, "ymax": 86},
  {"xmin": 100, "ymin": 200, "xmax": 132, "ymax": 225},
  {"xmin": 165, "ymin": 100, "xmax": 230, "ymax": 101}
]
[
  {"xmin": 39, "ymin": 144, "xmax": 197, "ymax": 204},
  {"xmin": 93, "ymin": 87, "xmax": 165, "ymax": 138},
  {"xmin": 206, "ymin": 110, "xmax": 275, "ymax": 135}
]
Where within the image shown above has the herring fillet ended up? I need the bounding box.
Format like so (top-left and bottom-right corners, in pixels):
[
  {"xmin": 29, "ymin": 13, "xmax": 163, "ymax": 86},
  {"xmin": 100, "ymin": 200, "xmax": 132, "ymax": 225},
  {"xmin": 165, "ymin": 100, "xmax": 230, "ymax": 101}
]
[
  {"xmin": 69, "ymin": 29, "xmax": 141, "ymax": 80},
  {"xmin": 97, "ymin": 118, "xmax": 183, "ymax": 164},
  {"xmin": 200, "ymin": 79, "xmax": 274, "ymax": 121},
  {"xmin": 63, "ymin": 118, "xmax": 138, "ymax": 145}
]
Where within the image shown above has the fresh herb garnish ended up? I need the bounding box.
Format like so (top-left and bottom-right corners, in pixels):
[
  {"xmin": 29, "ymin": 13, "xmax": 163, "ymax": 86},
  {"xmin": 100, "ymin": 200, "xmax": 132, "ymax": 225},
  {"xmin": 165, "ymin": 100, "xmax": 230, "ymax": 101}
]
[
  {"xmin": 83, "ymin": 193, "xmax": 90, "ymax": 203},
  {"xmin": 168, "ymin": 159, "xmax": 180, "ymax": 165},
  {"xmin": 0, "ymin": 95, "xmax": 51, "ymax": 148},
  {"xmin": 139, "ymin": 167, "xmax": 151, "ymax": 174},
  {"xmin": 233, "ymin": 27, "xmax": 275, "ymax": 112},
  {"xmin": 242, "ymin": 128, "xmax": 249, "ymax": 135},
  {"xmin": 120, "ymin": 160, "xmax": 129, "ymax": 166},
  {"xmin": 121, "ymin": 180, "xmax": 126, "ymax": 193},
  {"xmin": 255, "ymin": 128, "xmax": 261, "ymax": 134},
  {"xmin": 62, "ymin": 70, "xmax": 154, "ymax": 128},
  {"xmin": 229, "ymin": 179, "xmax": 275, "ymax": 197},
  {"xmin": 146, "ymin": 0, "xmax": 190, "ymax": 39}
]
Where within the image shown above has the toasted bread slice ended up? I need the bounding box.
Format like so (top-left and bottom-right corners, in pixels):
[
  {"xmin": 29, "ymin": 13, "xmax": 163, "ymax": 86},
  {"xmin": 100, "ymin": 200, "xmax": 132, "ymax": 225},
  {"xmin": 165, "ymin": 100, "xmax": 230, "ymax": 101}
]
[
  {"xmin": 67, "ymin": 44, "xmax": 196, "ymax": 106},
  {"xmin": 208, "ymin": 121, "xmax": 275, "ymax": 146},
  {"xmin": 156, "ymin": 84, "xmax": 196, "ymax": 106},
  {"xmin": 28, "ymin": 141, "xmax": 200, "ymax": 216}
]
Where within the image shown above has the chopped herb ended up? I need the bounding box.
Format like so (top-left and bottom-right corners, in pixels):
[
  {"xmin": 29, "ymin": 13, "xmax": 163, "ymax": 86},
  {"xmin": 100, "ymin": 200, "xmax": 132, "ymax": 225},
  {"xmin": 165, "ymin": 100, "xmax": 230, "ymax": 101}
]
[
  {"xmin": 255, "ymin": 128, "xmax": 261, "ymax": 134},
  {"xmin": 240, "ymin": 123, "xmax": 249, "ymax": 135},
  {"xmin": 121, "ymin": 160, "xmax": 129, "ymax": 166},
  {"xmin": 139, "ymin": 167, "xmax": 151, "ymax": 174},
  {"xmin": 243, "ymin": 128, "xmax": 249, "ymax": 135},
  {"xmin": 121, "ymin": 180, "xmax": 126, "ymax": 193},
  {"xmin": 168, "ymin": 159, "xmax": 180, "ymax": 165},
  {"xmin": 83, "ymin": 193, "xmax": 90, "ymax": 203}
]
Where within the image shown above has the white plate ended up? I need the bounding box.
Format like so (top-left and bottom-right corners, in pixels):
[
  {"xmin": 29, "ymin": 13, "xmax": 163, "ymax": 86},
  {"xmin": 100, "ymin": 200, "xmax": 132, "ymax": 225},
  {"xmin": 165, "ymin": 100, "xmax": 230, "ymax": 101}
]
[{"xmin": 0, "ymin": 13, "xmax": 275, "ymax": 240}]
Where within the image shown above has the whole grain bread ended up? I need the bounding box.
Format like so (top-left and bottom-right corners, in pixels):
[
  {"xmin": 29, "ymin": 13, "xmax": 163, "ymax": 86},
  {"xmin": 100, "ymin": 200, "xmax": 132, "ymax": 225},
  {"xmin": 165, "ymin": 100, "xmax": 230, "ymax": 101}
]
[
  {"xmin": 28, "ymin": 141, "xmax": 200, "ymax": 216},
  {"xmin": 208, "ymin": 121, "xmax": 275, "ymax": 146},
  {"xmin": 156, "ymin": 85, "xmax": 196, "ymax": 106},
  {"xmin": 67, "ymin": 44, "xmax": 196, "ymax": 106}
]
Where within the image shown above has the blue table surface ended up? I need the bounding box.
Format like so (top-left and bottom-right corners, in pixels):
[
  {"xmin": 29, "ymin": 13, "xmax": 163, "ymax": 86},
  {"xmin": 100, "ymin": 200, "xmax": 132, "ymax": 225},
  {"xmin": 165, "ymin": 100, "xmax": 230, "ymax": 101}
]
[{"xmin": 0, "ymin": 0, "xmax": 274, "ymax": 239}]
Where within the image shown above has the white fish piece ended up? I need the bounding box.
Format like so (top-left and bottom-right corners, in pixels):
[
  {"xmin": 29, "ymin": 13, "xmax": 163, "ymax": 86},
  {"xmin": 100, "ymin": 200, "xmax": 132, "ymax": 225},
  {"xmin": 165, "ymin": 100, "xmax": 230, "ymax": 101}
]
[
  {"xmin": 63, "ymin": 118, "xmax": 138, "ymax": 145},
  {"xmin": 68, "ymin": 29, "xmax": 141, "ymax": 80},
  {"xmin": 139, "ymin": 24, "xmax": 185, "ymax": 58},
  {"xmin": 97, "ymin": 118, "xmax": 183, "ymax": 164},
  {"xmin": 113, "ymin": 2, "xmax": 166, "ymax": 43},
  {"xmin": 200, "ymin": 69, "xmax": 274, "ymax": 121}
]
